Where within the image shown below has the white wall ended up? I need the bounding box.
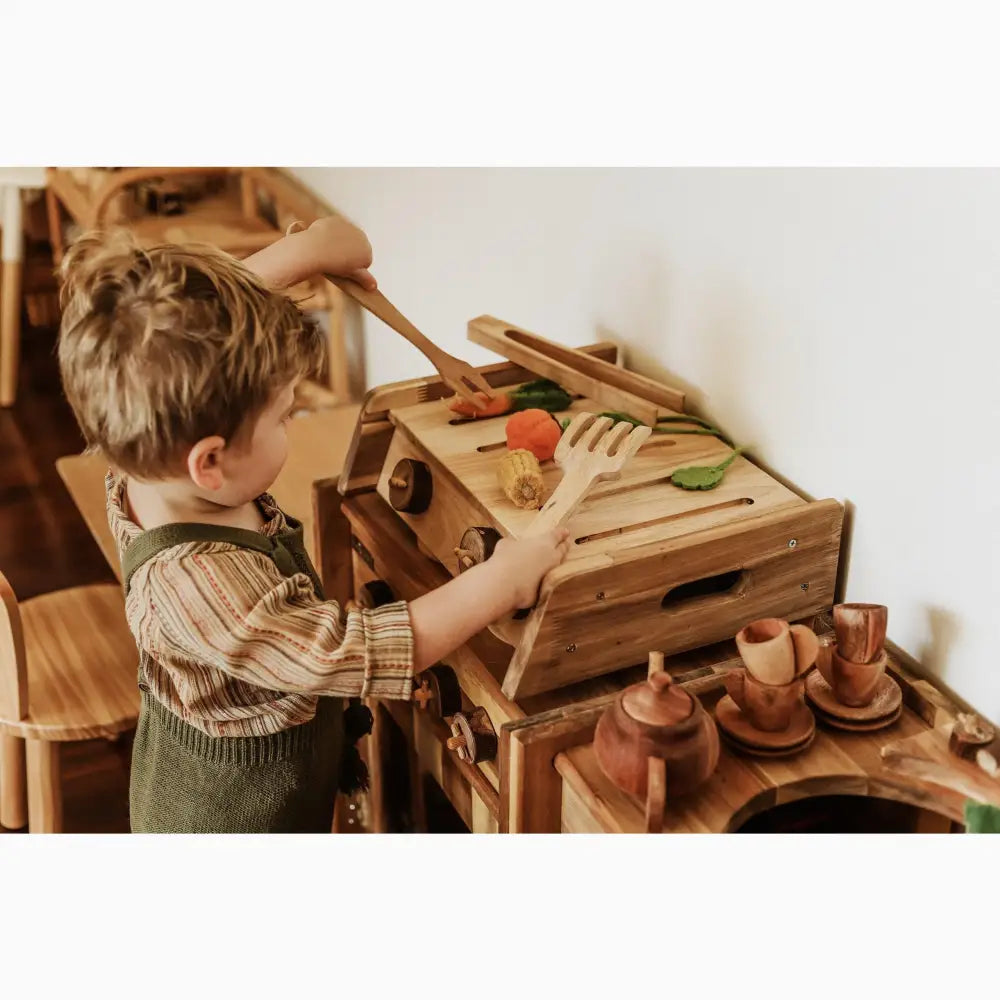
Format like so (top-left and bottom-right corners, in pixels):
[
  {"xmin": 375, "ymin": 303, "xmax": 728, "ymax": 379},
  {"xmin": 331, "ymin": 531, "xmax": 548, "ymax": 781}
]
[{"xmin": 295, "ymin": 168, "xmax": 1000, "ymax": 720}]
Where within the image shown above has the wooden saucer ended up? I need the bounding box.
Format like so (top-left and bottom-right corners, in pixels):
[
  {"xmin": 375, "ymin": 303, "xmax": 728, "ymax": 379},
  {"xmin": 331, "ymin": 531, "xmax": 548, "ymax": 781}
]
[
  {"xmin": 715, "ymin": 695, "xmax": 815, "ymax": 752},
  {"xmin": 812, "ymin": 702, "xmax": 903, "ymax": 733},
  {"xmin": 720, "ymin": 727, "xmax": 816, "ymax": 759},
  {"xmin": 805, "ymin": 670, "xmax": 902, "ymax": 723}
]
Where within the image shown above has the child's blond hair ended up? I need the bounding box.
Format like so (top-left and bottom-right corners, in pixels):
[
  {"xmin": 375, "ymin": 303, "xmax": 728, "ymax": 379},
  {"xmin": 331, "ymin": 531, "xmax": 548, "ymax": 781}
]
[{"xmin": 57, "ymin": 230, "xmax": 324, "ymax": 478}]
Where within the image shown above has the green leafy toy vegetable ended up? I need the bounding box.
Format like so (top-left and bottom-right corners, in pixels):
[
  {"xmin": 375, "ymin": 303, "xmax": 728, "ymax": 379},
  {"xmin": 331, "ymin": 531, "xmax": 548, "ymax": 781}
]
[
  {"xmin": 509, "ymin": 379, "xmax": 573, "ymax": 413},
  {"xmin": 964, "ymin": 800, "xmax": 1000, "ymax": 833},
  {"xmin": 596, "ymin": 410, "xmax": 645, "ymax": 427},
  {"xmin": 670, "ymin": 447, "xmax": 746, "ymax": 491}
]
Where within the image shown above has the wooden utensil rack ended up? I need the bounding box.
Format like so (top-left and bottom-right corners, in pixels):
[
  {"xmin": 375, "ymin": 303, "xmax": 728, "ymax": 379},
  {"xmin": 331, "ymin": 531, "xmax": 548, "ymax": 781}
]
[{"xmin": 321, "ymin": 316, "xmax": 988, "ymax": 833}]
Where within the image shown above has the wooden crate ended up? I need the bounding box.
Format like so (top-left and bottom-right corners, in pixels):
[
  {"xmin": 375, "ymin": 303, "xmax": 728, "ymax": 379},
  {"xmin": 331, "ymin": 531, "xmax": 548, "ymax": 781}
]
[{"xmin": 371, "ymin": 381, "xmax": 841, "ymax": 699}]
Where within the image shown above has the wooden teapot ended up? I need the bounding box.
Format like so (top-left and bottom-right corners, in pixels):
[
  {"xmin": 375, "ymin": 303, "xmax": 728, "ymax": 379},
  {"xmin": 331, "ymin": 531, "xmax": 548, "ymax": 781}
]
[{"xmin": 594, "ymin": 652, "xmax": 720, "ymax": 832}]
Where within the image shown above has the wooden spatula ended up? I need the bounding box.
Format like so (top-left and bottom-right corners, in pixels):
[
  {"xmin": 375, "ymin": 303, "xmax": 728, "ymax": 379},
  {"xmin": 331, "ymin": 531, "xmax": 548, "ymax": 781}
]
[
  {"xmin": 524, "ymin": 412, "xmax": 652, "ymax": 537},
  {"xmin": 326, "ymin": 275, "xmax": 494, "ymax": 410}
]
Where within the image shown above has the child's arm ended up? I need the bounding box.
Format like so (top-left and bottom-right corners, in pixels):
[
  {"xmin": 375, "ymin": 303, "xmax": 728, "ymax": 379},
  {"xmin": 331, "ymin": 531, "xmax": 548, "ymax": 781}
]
[
  {"xmin": 407, "ymin": 531, "xmax": 569, "ymax": 669},
  {"xmin": 242, "ymin": 216, "xmax": 376, "ymax": 291},
  {"xmin": 138, "ymin": 528, "xmax": 569, "ymax": 699}
]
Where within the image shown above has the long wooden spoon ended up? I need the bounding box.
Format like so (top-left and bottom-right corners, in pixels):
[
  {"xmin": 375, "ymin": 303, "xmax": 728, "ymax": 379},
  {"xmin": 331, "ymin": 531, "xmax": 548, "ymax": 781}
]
[{"xmin": 326, "ymin": 275, "xmax": 494, "ymax": 410}]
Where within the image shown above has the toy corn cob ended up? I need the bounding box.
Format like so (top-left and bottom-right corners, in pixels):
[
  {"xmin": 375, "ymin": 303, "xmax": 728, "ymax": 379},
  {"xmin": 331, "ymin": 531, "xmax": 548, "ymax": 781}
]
[{"xmin": 498, "ymin": 449, "xmax": 546, "ymax": 509}]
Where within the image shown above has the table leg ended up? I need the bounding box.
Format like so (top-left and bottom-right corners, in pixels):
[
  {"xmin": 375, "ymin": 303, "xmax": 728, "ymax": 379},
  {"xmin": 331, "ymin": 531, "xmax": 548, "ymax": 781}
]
[
  {"xmin": 1, "ymin": 185, "xmax": 25, "ymax": 408},
  {"xmin": 0, "ymin": 734, "xmax": 28, "ymax": 829},
  {"xmin": 26, "ymin": 739, "xmax": 62, "ymax": 833}
]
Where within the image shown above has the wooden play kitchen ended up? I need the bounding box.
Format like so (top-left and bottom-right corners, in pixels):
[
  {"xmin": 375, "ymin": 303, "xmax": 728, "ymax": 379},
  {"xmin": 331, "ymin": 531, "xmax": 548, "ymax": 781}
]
[{"xmin": 327, "ymin": 302, "xmax": 998, "ymax": 833}]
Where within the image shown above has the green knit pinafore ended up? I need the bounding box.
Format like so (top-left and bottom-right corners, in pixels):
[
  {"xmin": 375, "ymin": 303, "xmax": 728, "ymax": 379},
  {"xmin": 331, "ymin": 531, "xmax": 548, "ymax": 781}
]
[{"xmin": 122, "ymin": 517, "xmax": 344, "ymax": 834}]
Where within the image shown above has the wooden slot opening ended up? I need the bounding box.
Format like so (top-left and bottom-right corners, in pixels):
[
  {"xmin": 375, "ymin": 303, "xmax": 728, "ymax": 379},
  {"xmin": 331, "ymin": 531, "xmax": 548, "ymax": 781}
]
[
  {"xmin": 576, "ymin": 498, "xmax": 755, "ymax": 544},
  {"xmin": 450, "ymin": 414, "xmax": 509, "ymax": 426},
  {"xmin": 476, "ymin": 440, "xmax": 508, "ymax": 453},
  {"xmin": 660, "ymin": 569, "xmax": 747, "ymax": 609}
]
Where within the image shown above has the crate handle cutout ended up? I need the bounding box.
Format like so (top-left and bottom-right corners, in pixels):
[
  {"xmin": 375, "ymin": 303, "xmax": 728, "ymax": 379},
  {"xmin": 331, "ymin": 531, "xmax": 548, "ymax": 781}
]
[{"xmin": 661, "ymin": 569, "xmax": 749, "ymax": 610}]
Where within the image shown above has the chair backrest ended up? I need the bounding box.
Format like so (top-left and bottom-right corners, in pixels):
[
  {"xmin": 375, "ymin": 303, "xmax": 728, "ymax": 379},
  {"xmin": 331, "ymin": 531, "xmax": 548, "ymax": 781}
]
[
  {"xmin": 0, "ymin": 569, "xmax": 28, "ymax": 722},
  {"xmin": 90, "ymin": 167, "xmax": 236, "ymax": 228}
]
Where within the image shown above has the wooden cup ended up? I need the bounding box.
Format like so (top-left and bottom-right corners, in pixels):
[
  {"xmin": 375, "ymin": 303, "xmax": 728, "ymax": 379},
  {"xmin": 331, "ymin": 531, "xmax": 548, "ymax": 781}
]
[
  {"xmin": 833, "ymin": 603, "xmax": 888, "ymax": 664},
  {"xmin": 724, "ymin": 670, "xmax": 804, "ymax": 732},
  {"xmin": 816, "ymin": 647, "xmax": 888, "ymax": 708},
  {"xmin": 735, "ymin": 618, "xmax": 819, "ymax": 686}
]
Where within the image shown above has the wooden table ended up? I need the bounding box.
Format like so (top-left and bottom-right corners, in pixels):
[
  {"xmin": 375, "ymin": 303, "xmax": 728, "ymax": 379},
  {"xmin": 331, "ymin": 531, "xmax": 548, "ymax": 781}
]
[
  {"xmin": 1, "ymin": 168, "xmax": 47, "ymax": 407},
  {"xmin": 554, "ymin": 649, "xmax": 997, "ymax": 833},
  {"xmin": 56, "ymin": 404, "xmax": 360, "ymax": 582}
]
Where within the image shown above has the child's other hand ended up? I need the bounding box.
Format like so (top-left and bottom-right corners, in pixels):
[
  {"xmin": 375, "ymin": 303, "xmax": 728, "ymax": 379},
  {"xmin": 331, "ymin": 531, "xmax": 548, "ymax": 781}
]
[
  {"xmin": 286, "ymin": 217, "xmax": 377, "ymax": 290},
  {"xmin": 491, "ymin": 528, "xmax": 571, "ymax": 609}
]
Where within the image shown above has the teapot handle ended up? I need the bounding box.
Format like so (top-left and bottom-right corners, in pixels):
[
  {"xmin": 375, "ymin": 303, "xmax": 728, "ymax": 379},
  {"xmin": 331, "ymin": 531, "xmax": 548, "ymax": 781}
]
[{"xmin": 645, "ymin": 757, "xmax": 667, "ymax": 834}]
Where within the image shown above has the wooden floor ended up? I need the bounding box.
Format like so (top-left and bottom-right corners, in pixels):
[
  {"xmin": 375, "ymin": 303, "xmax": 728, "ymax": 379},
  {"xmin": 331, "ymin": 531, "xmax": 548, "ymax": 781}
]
[{"xmin": 1, "ymin": 243, "xmax": 130, "ymax": 833}]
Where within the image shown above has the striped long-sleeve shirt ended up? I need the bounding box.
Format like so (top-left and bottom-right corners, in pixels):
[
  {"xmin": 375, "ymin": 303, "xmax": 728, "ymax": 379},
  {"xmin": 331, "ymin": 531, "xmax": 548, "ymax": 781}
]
[{"xmin": 107, "ymin": 472, "xmax": 414, "ymax": 738}]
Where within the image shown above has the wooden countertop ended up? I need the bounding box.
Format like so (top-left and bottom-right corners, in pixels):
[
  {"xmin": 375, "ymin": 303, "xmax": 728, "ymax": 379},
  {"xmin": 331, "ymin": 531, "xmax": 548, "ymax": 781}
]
[
  {"xmin": 56, "ymin": 404, "xmax": 360, "ymax": 582},
  {"xmin": 554, "ymin": 649, "xmax": 1000, "ymax": 833}
]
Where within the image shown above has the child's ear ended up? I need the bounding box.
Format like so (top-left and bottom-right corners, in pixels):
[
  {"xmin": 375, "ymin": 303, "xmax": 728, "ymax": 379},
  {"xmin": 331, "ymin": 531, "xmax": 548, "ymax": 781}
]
[{"xmin": 187, "ymin": 436, "xmax": 227, "ymax": 492}]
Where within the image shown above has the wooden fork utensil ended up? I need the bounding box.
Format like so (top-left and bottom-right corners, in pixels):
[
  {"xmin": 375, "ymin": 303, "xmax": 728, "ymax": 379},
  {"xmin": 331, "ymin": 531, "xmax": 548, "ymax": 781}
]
[
  {"xmin": 326, "ymin": 275, "xmax": 494, "ymax": 410},
  {"xmin": 525, "ymin": 413, "xmax": 652, "ymax": 537}
]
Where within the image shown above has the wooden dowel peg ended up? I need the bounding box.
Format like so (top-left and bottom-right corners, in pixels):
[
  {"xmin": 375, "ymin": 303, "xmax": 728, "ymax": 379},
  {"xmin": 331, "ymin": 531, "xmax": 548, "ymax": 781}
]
[
  {"xmin": 412, "ymin": 680, "xmax": 434, "ymax": 710},
  {"xmin": 453, "ymin": 547, "xmax": 476, "ymax": 571}
]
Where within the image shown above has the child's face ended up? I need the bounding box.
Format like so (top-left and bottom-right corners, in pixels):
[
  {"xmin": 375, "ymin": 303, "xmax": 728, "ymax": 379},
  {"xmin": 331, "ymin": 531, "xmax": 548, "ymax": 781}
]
[{"xmin": 210, "ymin": 381, "xmax": 297, "ymax": 506}]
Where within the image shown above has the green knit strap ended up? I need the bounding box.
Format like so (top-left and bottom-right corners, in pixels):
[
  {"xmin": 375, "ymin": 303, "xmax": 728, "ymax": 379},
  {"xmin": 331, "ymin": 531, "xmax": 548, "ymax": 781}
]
[{"xmin": 121, "ymin": 515, "xmax": 316, "ymax": 596}]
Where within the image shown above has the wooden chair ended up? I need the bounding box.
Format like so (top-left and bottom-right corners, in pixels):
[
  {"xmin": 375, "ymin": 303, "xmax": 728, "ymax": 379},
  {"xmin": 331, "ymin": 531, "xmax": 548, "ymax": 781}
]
[
  {"xmin": 45, "ymin": 167, "xmax": 354, "ymax": 405},
  {"xmin": 0, "ymin": 571, "xmax": 140, "ymax": 832}
]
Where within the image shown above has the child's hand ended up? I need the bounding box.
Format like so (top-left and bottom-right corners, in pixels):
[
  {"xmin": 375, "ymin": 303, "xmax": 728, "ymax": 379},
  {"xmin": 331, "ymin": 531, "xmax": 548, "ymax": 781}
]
[
  {"xmin": 491, "ymin": 528, "xmax": 572, "ymax": 609},
  {"xmin": 407, "ymin": 526, "xmax": 571, "ymax": 670},
  {"xmin": 286, "ymin": 217, "xmax": 377, "ymax": 290}
]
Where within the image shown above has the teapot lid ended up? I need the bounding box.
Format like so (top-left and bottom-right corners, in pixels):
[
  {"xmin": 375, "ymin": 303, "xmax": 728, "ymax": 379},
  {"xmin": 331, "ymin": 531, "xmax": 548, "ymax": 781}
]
[{"xmin": 621, "ymin": 672, "xmax": 694, "ymax": 726}]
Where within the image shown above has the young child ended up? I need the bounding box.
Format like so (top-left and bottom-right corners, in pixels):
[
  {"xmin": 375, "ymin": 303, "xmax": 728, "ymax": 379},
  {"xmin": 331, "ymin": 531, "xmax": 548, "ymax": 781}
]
[{"xmin": 57, "ymin": 216, "xmax": 569, "ymax": 833}]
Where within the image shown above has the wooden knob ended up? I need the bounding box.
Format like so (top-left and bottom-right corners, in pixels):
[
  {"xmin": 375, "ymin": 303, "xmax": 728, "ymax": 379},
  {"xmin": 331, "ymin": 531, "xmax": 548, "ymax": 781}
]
[
  {"xmin": 421, "ymin": 664, "xmax": 462, "ymax": 718},
  {"xmin": 455, "ymin": 526, "xmax": 501, "ymax": 574},
  {"xmin": 949, "ymin": 713, "xmax": 996, "ymax": 761},
  {"xmin": 447, "ymin": 708, "xmax": 498, "ymax": 764},
  {"xmin": 388, "ymin": 459, "xmax": 433, "ymax": 514}
]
